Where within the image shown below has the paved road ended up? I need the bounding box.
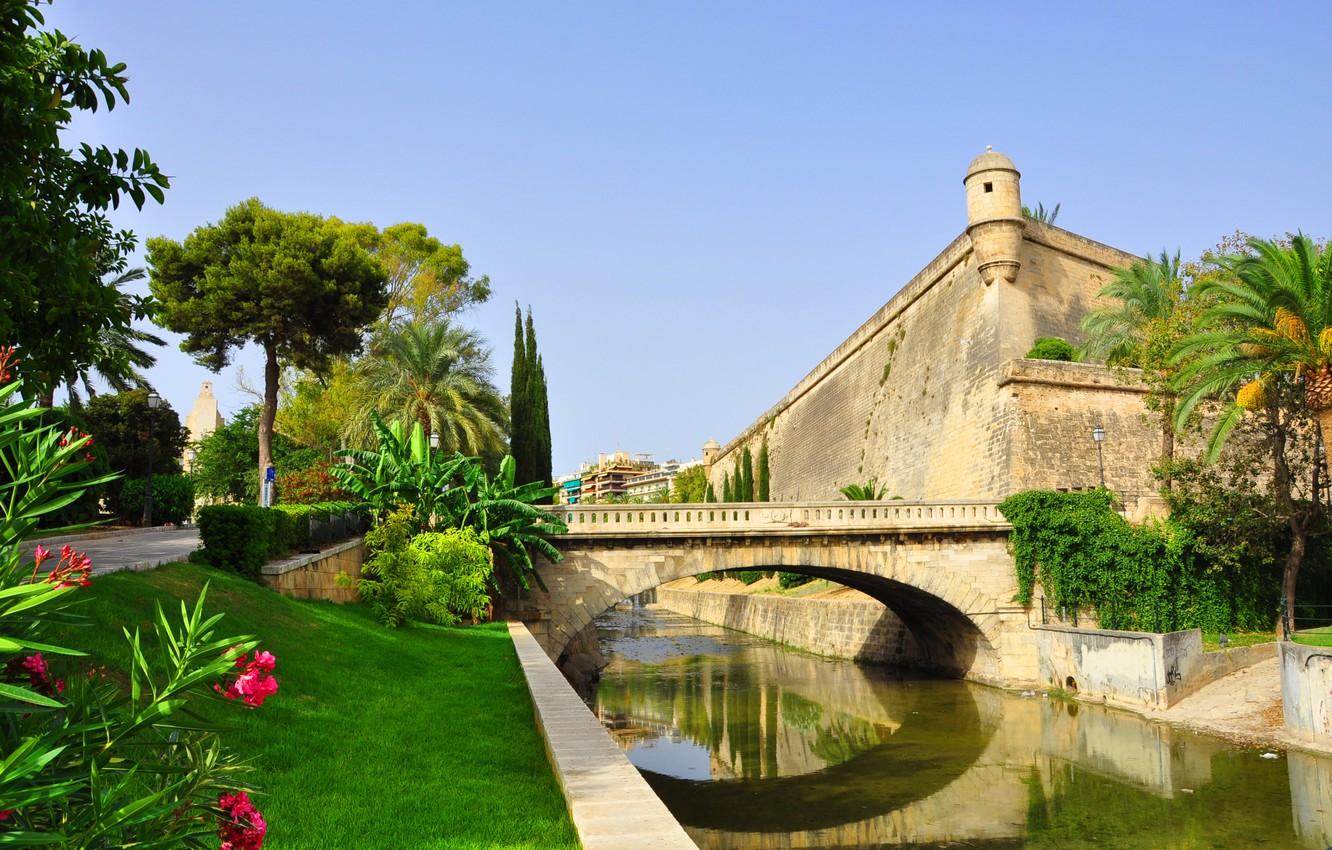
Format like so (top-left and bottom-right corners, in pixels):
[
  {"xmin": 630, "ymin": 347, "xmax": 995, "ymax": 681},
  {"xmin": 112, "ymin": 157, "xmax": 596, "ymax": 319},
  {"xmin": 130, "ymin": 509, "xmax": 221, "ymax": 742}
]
[{"xmin": 25, "ymin": 527, "xmax": 201, "ymax": 575}]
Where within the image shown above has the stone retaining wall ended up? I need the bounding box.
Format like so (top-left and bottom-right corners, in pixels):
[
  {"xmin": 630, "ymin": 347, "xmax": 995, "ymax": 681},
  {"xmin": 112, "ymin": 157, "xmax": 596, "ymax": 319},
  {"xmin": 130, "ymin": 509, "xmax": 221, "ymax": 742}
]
[
  {"xmin": 1038, "ymin": 625, "xmax": 1275, "ymax": 710},
  {"xmin": 508, "ymin": 621, "xmax": 695, "ymax": 850},
  {"xmin": 1282, "ymin": 640, "xmax": 1332, "ymax": 743},
  {"xmin": 260, "ymin": 538, "xmax": 363, "ymax": 603},
  {"xmin": 655, "ymin": 586, "xmax": 922, "ymax": 665}
]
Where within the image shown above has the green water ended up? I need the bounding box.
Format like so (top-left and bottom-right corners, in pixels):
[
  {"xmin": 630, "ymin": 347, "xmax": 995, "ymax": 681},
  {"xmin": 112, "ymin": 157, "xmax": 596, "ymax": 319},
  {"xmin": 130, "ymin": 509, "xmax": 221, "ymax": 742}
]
[{"xmin": 588, "ymin": 607, "xmax": 1332, "ymax": 850}]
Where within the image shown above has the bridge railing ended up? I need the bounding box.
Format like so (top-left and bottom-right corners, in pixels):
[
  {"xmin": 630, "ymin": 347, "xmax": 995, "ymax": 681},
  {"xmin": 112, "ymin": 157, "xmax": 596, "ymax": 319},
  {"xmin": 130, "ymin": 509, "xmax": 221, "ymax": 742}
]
[{"xmin": 552, "ymin": 500, "xmax": 1009, "ymax": 536}]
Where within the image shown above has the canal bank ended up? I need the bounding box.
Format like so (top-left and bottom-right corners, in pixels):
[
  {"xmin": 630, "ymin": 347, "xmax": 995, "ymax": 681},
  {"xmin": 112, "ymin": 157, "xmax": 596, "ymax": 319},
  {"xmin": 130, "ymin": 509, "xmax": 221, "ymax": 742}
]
[
  {"xmin": 653, "ymin": 578, "xmax": 1317, "ymax": 756},
  {"xmin": 588, "ymin": 605, "xmax": 1332, "ymax": 850}
]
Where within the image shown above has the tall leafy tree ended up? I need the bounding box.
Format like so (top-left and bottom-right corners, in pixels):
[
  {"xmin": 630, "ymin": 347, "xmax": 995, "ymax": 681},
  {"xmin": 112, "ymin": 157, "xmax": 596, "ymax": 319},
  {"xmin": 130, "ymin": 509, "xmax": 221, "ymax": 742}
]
[
  {"xmin": 148, "ymin": 198, "xmax": 388, "ymax": 498},
  {"xmin": 348, "ymin": 319, "xmax": 507, "ymax": 460},
  {"xmin": 0, "ymin": 2, "xmax": 169, "ymax": 401},
  {"xmin": 1174, "ymin": 234, "xmax": 1332, "ymax": 629},
  {"xmin": 705, "ymin": 482, "xmax": 716, "ymax": 503},
  {"xmin": 1081, "ymin": 251, "xmax": 1192, "ymax": 484},
  {"xmin": 671, "ymin": 465, "xmax": 707, "ymax": 503},
  {"xmin": 62, "ymin": 268, "xmax": 166, "ymax": 407},
  {"xmin": 758, "ymin": 438, "xmax": 770, "ymax": 501},
  {"xmin": 722, "ymin": 472, "xmax": 732, "ymax": 503},
  {"xmin": 346, "ymin": 221, "xmax": 491, "ymax": 327}
]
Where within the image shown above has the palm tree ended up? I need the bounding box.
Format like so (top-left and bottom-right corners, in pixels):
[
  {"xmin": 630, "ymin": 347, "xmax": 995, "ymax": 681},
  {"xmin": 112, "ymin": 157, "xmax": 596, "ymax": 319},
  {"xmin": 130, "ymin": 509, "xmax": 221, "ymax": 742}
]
[
  {"xmin": 1081, "ymin": 251, "xmax": 1187, "ymax": 480},
  {"xmin": 57, "ymin": 269, "xmax": 165, "ymax": 408},
  {"xmin": 1021, "ymin": 202, "xmax": 1061, "ymax": 225},
  {"xmin": 1173, "ymin": 234, "xmax": 1332, "ymax": 633},
  {"xmin": 348, "ymin": 319, "xmax": 507, "ymax": 458},
  {"xmin": 839, "ymin": 479, "xmax": 888, "ymax": 500}
]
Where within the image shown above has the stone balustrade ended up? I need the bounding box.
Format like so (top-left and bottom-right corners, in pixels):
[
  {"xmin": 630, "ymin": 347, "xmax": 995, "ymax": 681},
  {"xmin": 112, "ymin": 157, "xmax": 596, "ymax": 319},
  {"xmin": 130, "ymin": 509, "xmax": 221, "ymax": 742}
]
[{"xmin": 553, "ymin": 500, "xmax": 1009, "ymax": 539}]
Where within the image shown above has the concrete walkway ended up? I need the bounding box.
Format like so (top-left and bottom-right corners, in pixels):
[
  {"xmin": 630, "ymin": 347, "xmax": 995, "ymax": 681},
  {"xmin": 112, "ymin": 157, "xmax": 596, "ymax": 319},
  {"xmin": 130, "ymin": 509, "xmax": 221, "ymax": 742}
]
[{"xmin": 25, "ymin": 526, "xmax": 201, "ymax": 575}]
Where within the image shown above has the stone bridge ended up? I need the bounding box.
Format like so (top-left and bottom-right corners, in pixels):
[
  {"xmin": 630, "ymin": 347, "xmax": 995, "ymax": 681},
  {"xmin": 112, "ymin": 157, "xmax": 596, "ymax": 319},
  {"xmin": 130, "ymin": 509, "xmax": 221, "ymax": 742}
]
[{"xmin": 524, "ymin": 500, "xmax": 1041, "ymax": 686}]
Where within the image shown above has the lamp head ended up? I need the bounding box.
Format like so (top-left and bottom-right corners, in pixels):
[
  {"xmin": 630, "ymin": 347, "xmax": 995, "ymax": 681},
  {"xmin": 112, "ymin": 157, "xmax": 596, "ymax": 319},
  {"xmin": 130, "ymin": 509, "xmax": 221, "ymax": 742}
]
[
  {"xmin": 1092, "ymin": 425, "xmax": 1105, "ymax": 444},
  {"xmin": 146, "ymin": 390, "xmax": 161, "ymax": 410}
]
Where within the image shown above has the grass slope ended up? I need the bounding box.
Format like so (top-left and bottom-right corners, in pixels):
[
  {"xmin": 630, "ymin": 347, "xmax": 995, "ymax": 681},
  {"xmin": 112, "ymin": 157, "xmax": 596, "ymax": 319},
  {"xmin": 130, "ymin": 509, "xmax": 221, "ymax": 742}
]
[{"xmin": 48, "ymin": 564, "xmax": 579, "ymax": 850}]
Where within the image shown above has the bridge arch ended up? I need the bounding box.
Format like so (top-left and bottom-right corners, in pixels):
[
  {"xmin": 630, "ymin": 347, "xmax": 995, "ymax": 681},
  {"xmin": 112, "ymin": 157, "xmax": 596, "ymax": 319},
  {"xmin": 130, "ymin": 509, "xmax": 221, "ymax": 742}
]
[{"xmin": 524, "ymin": 507, "xmax": 1035, "ymax": 684}]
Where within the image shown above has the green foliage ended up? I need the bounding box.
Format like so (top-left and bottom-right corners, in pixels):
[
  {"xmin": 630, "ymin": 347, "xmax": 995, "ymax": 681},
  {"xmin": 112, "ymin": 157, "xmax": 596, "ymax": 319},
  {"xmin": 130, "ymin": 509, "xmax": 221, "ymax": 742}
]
[
  {"xmin": 120, "ymin": 474, "xmax": 195, "ymax": 525},
  {"xmin": 671, "ymin": 464, "xmax": 708, "ymax": 503},
  {"xmin": 196, "ymin": 505, "xmax": 275, "ymax": 578},
  {"xmin": 736, "ymin": 570, "xmax": 767, "ymax": 585},
  {"xmin": 778, "ymin": 572, "xmax": 813, "ymax": 589},
  {"xmin": 148, "ymin": 197, "xmax": 389, "ymax": 491},
  {"xmin": 40, "ymin": 405, "xmax": 114, "ymax": 527},
  {"xmin": 1021, "ymin": 201, "xmax": 1060, "ymax": 224},
  {"xmin": 0, "ymin": 2, "xmax": 169, "ymax": 400},
  {"xmin": 190, "ymin": 405, "xmax": 313, "ymax": 503},
  {"xmin": 349, "ymin": 220, "xmax": 491, "ymax": 327},
  {"xmin": 83, "ymin": 390, "xmax": 187, "ymax": 518},
  {"xmin": 999, "ymin": 490, "xmax": 1274, "ymax": 632},
  {"xmin": 1025, "ymin": 337, "xmax": 1077, "ymax": 361},
  {"xmin": 758, "ymin": 439, "xmax": 770, "ymax": 502},
  {"xmin": 361, "ymin": 511, "xmax": 493, "ymax": 626},
  {"xmin": 349, "ymin": 318, "xmax": 507, "ymax": 460},
  {"xmin": 840, "ymin": 479, "xmax": 889, "ymax": 500},
  {"xmin": 705, "ymin": 482, "xmax": 716, "ymax": 502},
  {"xmin": 511, "ymin": 304, "xmax": 552, "ymax": 495},
  {"xmin": 740, "ymin": 447, "xmax": 754, "ymax": 501},
  {"xmin": 277, "ymin": 459, "xmax": 351, "ymax": 505},
  {"xmin": 722, "ymin": 472, "xmax": 732, "ymax": 503},
  {"xmin": 333, "ymin": 416, "xmax": 566, "ymax": 591},
  {"xmin": 0, "ymin": 352, "xmax": 269, "ymax": 845}
]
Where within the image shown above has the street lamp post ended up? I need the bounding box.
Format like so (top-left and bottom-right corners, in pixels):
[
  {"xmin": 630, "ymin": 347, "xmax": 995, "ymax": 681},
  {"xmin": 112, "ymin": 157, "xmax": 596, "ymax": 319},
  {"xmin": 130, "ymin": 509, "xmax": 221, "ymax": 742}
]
[
  {"xmin": 143, "ymin": 391, "xmax": 161, "ymax": 527},
  {"xmin": 1092, "ymin": 424, "xmax": 1106, "ymax": 490}
]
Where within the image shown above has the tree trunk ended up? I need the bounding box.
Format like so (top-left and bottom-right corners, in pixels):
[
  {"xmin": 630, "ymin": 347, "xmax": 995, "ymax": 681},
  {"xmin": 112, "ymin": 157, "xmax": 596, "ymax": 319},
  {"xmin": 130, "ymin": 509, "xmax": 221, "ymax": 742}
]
[
  {"xmin": 258, "ymin": 338, "xmax": 278, "ymax": 504},
  {"xmin": 1282, "ymin": 518, "xmax": 1310, "ymax": 639}
]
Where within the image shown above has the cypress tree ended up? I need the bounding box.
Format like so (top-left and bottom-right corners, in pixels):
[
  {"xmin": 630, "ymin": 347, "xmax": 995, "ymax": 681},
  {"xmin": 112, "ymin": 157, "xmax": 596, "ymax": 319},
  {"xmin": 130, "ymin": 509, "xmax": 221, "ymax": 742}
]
[
  {"xmin": 758, "ymin": 439, "xmax": 770, "ymax": 502},
  {"xmin": 510, "ymin": 303, "xmax": 530, "ymax": 484},
  {"xmin": 740, "ymin": 448, "xmax": 753, "ymax": 501},
  {"xmin": 705, "ymin": 482, "xmax": 715, "ymax": 502},
  {"xmin": 524, "ymin": 308, "xmax": 553, "ymax": 492},
  {"xmin": 722, "ymin": 473, "xmax": 732, "ymax": 503}
]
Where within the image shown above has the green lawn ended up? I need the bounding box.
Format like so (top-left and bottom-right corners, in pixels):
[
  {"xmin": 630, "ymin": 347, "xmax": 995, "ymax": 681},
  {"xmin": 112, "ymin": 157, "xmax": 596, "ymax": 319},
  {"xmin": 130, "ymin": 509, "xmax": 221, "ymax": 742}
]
[
  {"xmin": 1293, "ymin": 626, "xmax": 1332, "ymax": 647},
  {"xmin": 1200, "ymin": 631, "xmax": 1275, "ymax": 652},
  {"xmin": 48, "ymin": 564, "xmax": 579, "ymax": 850}
]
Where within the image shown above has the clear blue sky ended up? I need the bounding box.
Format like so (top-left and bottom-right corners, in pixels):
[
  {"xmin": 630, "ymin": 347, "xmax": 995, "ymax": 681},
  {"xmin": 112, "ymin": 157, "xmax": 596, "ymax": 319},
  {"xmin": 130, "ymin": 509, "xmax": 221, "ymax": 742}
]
[{"xmin": 48, "ymin": 1, "xmax": 1332, "ymax": 474}]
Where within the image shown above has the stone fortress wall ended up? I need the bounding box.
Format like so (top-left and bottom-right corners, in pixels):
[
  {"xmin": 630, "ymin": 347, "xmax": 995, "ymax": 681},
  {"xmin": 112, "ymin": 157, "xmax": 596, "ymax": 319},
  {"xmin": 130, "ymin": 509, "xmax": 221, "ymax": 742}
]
[{"xmin": 706, "ymin": 151, "xmax": 1166, "ymax": 504}]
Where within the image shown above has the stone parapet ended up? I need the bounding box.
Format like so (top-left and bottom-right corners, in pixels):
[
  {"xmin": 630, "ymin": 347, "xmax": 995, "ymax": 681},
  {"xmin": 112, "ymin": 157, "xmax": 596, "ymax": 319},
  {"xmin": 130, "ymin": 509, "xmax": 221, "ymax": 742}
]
[{"xmin": 1282, "ymin": 640, "xmax": 1332, "ymax": 743}]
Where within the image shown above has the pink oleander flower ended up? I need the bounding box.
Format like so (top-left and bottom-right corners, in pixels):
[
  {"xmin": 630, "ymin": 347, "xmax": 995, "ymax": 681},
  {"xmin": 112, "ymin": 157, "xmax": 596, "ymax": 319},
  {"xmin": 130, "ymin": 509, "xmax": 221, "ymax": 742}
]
[
  {"xmin": 33, "ymin": 544, "xmax": 51, "ymax": 568},
  {"xmin": 5, "ymin": 652, "xmax": 62, "ymax": 698},
  {"xmin": 0, "ymin": 809, "xmax": 11, "ymax": 822},
  {"xmin": 215, "ymin": 649, "xmax": 279, "ymax": 707},
  {"xmin": 217, "ymin": 791, "xmax": 267, "ymax": 850},
  {"xmin": 42, "ymin": 545, "xmax": 92, "ymax": 589}
]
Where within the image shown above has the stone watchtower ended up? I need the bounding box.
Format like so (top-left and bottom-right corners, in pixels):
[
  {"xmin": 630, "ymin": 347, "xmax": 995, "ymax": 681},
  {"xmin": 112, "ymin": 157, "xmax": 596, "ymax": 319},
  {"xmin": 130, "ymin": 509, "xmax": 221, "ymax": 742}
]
[{"xmin": 963, "ymin": 147, "xmax": 1024, "ymax": 286}]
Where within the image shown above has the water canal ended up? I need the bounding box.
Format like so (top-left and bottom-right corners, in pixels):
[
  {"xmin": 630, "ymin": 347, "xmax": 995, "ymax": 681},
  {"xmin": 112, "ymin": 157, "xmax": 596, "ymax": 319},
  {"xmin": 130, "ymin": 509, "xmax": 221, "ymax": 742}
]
[{"xmin": 584, "ymin": 606, "xmax": 1332, "ymax": 850}]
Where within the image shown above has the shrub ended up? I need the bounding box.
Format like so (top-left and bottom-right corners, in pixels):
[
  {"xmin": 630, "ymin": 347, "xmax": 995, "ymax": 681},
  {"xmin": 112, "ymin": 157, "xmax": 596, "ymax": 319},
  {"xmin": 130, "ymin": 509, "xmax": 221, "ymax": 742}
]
[
  {"xmin": 1026, "ymin": 337, "xmax": 1077, "ymax": 361},
  {"xmin": 736, "ymin": 570, "xmax": 769, "ymax": 585},
  {"xmin": 277, "ymin": 459, "xmax": 350, "ymax": 504},
  {"xmin": 120, "ymin": 474, "xmax": 195, "ymax": 524},
  {"xmin": 197, "ymin": 505, "xmax": 275, "ymax": 578},
  {"xmin": 778, "ymin": 572, "xmax": 813, "ymax": 589},
  {"xmin": 359, "ymin": 510, "xmax": 493, "ymax": 626}
]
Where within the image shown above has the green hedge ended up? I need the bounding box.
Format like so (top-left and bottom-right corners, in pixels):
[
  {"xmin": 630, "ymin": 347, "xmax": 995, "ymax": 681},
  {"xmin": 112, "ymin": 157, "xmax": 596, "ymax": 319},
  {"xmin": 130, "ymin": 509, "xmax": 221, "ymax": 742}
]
[
  {"xmin": 198, "ymin": 502, "xmax": 370, "ymax": 578},
  {"xmin": 120, "ymin": 475, "xmax": 195, "ymax": 525},
  {"xmin": 196, "ymin": 506, "xmax": 275, "ymax": 579},
  {"xmin": 1025, "ymin": 337, "xmax": 1076, "ymax": 361}
]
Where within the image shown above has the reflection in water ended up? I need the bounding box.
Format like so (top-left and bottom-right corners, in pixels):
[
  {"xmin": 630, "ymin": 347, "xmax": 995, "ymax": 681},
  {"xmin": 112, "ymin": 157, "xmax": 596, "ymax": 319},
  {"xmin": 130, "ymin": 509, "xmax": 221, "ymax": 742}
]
[{"xmin": 587, "ymin": 607, "xmax": 1332, "ymax": 849}]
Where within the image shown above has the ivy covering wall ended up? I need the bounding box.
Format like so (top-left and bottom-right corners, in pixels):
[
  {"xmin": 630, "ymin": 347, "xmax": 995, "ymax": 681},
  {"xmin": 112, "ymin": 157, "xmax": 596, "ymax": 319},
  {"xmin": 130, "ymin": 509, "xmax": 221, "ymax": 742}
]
[{"xmin": 998, "ymin": 490, "xmax": 1277, "ymax": 633}]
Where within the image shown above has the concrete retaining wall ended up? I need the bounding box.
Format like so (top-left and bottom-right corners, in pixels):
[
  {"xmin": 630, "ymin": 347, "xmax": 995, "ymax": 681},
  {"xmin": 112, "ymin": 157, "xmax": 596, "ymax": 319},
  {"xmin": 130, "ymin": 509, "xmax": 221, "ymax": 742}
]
[
  {"xmin": 656, "ymin": 585, "xmax": 921, "ymax": 665},
  {"xmin": 260, "ymin": 538, "xmax": 363, "ymax": 603},
  {"xmin": 508, "ymin": 621, "xmax": 695, "ymax": 850},
  {"xmin": 1038, "ymin": 625, "xmax": 1274, "ymax": 710},
  {"xmin": 1282, "ymin": 640, "xmax": 1332, "ymax": 743}
]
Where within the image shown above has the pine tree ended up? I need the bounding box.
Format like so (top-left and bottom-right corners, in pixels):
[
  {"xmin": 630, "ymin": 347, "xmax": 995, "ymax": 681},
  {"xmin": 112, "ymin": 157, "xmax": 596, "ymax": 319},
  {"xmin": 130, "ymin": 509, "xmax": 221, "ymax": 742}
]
[
  {"xmin": 740, "ymin": 448, "xmax": 753, "ymax": 501},
  {"xmin": 722, "ymin": 473, "xmax": 732, "ymax": 503},
  {"xmin": 509, "ymin": 303, "xmax": 531, "ymax": 484},
  {"xmin": 758, "ymin": 438, "xmax": 770, "ymax": 502}
]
